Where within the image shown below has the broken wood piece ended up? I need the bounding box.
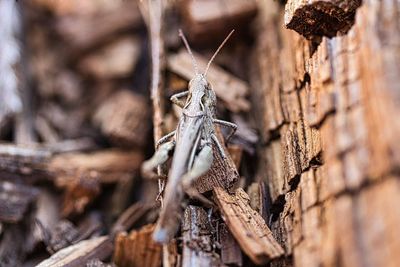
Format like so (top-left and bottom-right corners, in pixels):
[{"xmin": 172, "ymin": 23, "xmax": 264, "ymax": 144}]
[
  {"xmin": 49, "ymin": 149, "xmax": 143, "ymax": 186},
  {"xmin": 113, "ymin": 224, "xmax": 162, "ymax": 267},
  {"xmin": 61, "ymin": 176, "xmax": 100, "ymax": 217},
  {"xmin": 285, "ymin": 0, "xmax": 362, "ymax": 39},
  {"xmin": 213, "ymin": 187, "xmax": 284, "ymax": 264},
  {"xmin": 181, "ymin": 0, "xmax": 257, "ymax": 43},
  {"xmin": 93, "ymin": 90, "xmax": 150, "ymax": 148},
  {"xmin": 37, "ymin": 236, "xmax": 112, "ymax": 267},
  {"xmin": 168, "ymin": 49, "xmax": 250, "ymax": 113},
  {"xmin": 0, "ymin": 143, "xmax": 51, "ymax": 180},
  {"xmin": 111, "ymin": 202, "xmax": 154, "ymax": 234},
  {"xmin": 219, "ymin": 223, "xmax": 243, "ymax": 266},
  {"xmin": 79, "ymin": 37, "xmax": 140, "ymax": 79},
  {"xmin": 182, "ymin": 206, "xmax": 221, "ymax": 267},
  {"xmin": 44, "ymin": 138, "xmax": 97, "ymax": 154},
  {"xmin": 0, "ymin": 181, "xmax": 39, "ymax": 223}
]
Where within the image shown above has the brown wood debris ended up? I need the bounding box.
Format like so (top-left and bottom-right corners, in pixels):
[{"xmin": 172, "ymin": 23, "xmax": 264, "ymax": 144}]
[
  {"xmin": 285, "ymin": 0, "xmax": 362, "ymax": 38},
  {"xmin": 79, "ymin": 37, "xmax": 141, "ymax": 79},
  {"xmin": 213, "ymin": 187, "xmax": 284, "ymax": 264},
  {"xmin": 93, "ymin": 90, "xmax": 150, "ymax": 148},
  {"xmin": 54, "ymin": 1, "xmax": 142, "ymax": 52},
  {"xmin": 113, "ymin": 224, "xmax": 162, "ymax": 267},
  {"xmin": 168, "ymin": 49, "xmax": 250, "ymax": 113}
]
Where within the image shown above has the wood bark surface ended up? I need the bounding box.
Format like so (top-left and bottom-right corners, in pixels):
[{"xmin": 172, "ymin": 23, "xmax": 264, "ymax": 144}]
[{"xmin": 253, "ymin": 0, "xmax": 400, "ymax": 266}]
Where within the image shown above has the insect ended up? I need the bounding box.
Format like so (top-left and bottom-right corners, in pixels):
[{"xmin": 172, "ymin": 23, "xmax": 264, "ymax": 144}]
[{"xmin": 142, "ymin": 29, "xmax": 237, "ymax": 243}]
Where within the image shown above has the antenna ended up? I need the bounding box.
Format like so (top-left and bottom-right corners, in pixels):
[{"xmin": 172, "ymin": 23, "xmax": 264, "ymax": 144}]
[
  {"xmin": 178, "ymin": 29, "xmax": 199, "ymax": 75},
  {"xmin": 204, "ymin": 30, "xmax": 235, "ymax": 77}
]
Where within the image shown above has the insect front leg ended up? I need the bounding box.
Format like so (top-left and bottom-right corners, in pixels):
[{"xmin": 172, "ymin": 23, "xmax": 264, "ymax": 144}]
[
  {"xmin": 213, "ymin": 119, "xmax": 237, "ymax": 142},
  {"xmin": 141, "ymin": 141, "xmax": 175, "ymax": 178},
  {"xmin": 156, "ymin": 130, "xmax": 176, "ymax": 148},
  {"xmin": 170, "ymin": 91, "xmax": 189, "ymax": 108},
  {"xmin": 211, "ymin": 134, "xmax": 226, "ymax": 159},
  {"xmin": 181, "ymin": 144, "xmax": 214, "ymax": 207}
]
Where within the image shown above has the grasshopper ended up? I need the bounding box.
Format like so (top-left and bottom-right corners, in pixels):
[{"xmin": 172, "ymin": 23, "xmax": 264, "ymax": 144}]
[{"xmin": 142, "ymin": 30, "xmax": 237, "ymax": 243}]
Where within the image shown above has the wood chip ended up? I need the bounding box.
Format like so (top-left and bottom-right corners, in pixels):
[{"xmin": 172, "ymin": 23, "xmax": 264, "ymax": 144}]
[
  {"xmin": 55, "ymin": 1, "xmax": 142, "ymax": 51},
  {"xmin": 49, "ymin": 149, "xmax": 143, "ymax": 185},
  {"xmin": 168, "ymin": 49, "xmax": 250, "ymax": 113},
  {"xmin": 79, "ymin": 37, "xmax": 141, "ymax": 79},
  {"xmin": 213, "ymin": 187, "xmax": 284, "ymax": 264},
  {"xmin": 61, "ymin": 177, "xmax": 101, "ymax": 217},
  {"xmin": 37, "ymin": 236, "xmax": 112, "ymax": 267},
  {"xmin": 0, "ymin": 144, "xmax": 51, "ymax": 180},
  {"xmin": 113, "ymin": 224, "xmax": 162, "ymax": 267},
  {"xmin": 93, "ymin": 90, "xmax": 150, "ymax": 148}
]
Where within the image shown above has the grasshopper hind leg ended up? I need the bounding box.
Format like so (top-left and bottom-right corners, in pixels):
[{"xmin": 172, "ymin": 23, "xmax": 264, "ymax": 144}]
[
  {"xmin": 181, "ymin": 144, "xmax": 214, "ymax": 207},
  {"xmin": 141, "ymin": 141, "xmax": 175, "ymax": 178}
]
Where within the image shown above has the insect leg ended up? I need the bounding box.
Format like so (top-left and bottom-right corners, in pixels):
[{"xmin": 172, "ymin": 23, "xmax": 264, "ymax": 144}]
[
  {"xmin": 181, "ymin": 145, "xmax": 214, "ymax": 207},
  {"xmin": 213, "ymin": 119, "xmax": 237, "ymax": 142},
  {"xmin": 211, "ymin": 134, "xmax": 226, "ymax": 159},
  {"xmin": 156, "ymin": 130, "xmax": 176, "ymax": 148},
  {"xmin": 170, "ymin": 90, "xmax": 189, "ymax": 108},
  {"xmin": 141, "ymin": 141, "xmax": 175, "ymax": 178}
]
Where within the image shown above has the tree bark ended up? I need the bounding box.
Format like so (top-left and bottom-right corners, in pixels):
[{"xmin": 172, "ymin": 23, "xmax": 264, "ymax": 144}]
[{"xmin": 253, "ymin": 0, "xmax": 400, "ymax": 266}]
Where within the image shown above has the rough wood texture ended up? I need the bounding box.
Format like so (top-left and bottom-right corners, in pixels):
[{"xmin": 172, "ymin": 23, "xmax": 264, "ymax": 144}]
[
  {"xmin": 168, "ymin": 49, "xmax": 250, "ymax": 113},
  {"xmin": 36, "ymin": 236, "xmax": 113, "ymax": 267},
  {"xmin": 93, "ymin": 90, "xmax": 150, "ymax": 148},
  {"xmin": 182, "ymin": 206, "xmax": 221, "ymax": 267},
  {"xmin": 113, "ymin": 224, "xmax": 162, "ymax": 267},
  {"xmin": 285, "ymin": 0, "xmax": 362, "ymax": 38},
  {"xmin": 213, "ymin": 187, "xmax": 284, "ymax": 264},
  {"xmin": 253, "ymin": 0, "xmax": 400, "ymax": 266}
]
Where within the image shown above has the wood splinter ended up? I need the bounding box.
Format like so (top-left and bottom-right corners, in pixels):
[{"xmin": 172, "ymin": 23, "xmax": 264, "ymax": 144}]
[{"xmin": 213, "ymin": 187, "xmax": 284, "ymax": 265}]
